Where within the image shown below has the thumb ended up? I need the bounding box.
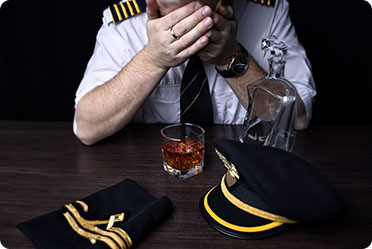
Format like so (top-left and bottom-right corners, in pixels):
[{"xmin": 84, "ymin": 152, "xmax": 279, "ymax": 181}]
[{"xmin": 146, "ymin": 0, "xmax": 160, "ymax": 20}]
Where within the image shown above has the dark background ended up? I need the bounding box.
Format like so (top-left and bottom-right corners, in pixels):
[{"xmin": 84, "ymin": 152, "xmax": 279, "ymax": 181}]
[{"xmin": 0, "ymin": 0, "xmax": 371, "ymax": 124}]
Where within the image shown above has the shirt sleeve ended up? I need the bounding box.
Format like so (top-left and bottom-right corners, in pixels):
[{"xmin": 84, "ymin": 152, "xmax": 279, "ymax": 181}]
[
  {"xmin": 74, "ymin": 23, "xmax": 131, "ymax": 107},
  {"xmin": 73, "ymin": 15, "xmax": 132, "ymax": 134},
  {"xmin": 268, "ymin": 0, "xmax": 317, "ymax": 128}
]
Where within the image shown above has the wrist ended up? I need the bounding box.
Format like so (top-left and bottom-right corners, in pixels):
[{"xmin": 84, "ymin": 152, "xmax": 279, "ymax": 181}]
[
  {"xmin": 215, "ymin": 42, "xmax": 240, "ymax": 71},
  {"xmin": 142, "ymin": 45, "xmax": 169, "ymax": 72},
  {"xmin": 215, "ymin": 43, "xmax": 250, "ymax": 78}
]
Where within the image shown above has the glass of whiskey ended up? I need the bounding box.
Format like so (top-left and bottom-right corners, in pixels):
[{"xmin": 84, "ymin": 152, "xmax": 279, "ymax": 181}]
[{"xmin": 161, "ymin": 123, "xmax": 205, "ymax": 180}]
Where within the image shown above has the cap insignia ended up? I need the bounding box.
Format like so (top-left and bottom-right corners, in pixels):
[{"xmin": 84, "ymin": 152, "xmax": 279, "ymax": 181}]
[{"xmin": 215, "ymin": 148, "xmax": 239, "ymax": 187}]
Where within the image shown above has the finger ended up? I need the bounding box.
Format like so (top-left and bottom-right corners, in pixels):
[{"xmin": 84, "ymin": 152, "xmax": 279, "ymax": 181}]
[
  {"xmin": 212, "ymin": 12, "xmax": 235, "ymax": 31},
  {"xmin": 146, "ymin": 0, "xmax": 159, "ymax": 20},
  {"xmin": 206, "ymin": 29, "xmax": 222, "ymax": 44},
  {"xmin": 171, "ymin": 5, "xmax": 212, "ymax": 40},
  {"xmin": 177, "ymin": 36, "xmax": 210, "ymax": 58},
  {"xmin": 172, "ymin": 16, "xmax": 213, "ymax": 54},
  {"xmin": 218, "ymin": 5, "xmax": 234, "ymax": 19},
  {"xmin": 162, "ymin": 1, "xmax": 203, "ymax": 29},
  {"xmin": 198, "ymin": 42, "xmax": 220, "ymax": 55}
]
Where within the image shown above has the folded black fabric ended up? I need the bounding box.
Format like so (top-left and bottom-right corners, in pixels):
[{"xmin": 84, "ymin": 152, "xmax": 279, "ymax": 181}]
[{"xmin": 18, "ymin": 179, "xmax": 173, "ymax": 249}]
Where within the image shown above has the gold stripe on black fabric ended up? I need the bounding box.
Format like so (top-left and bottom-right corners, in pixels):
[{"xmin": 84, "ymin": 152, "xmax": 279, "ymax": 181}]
[
  {"xmin": 220, "ymin": 175, "xmax": 297, "ymax": 224},
  {"xmin": 106, "ymin": 213, "xmax": 125, "ymax": 230},
  {"xmin": 125, "ymin": 0, "xmax": 135, "ymax": 16},
  {"xmin": 80, "ymin": 212, "xmax": 125, "ymax": 226},
  {"xmin": 65, "ymin": 204, "xmax": 128, "ymax": 249},
  {"xmin": 63, "ymin": 212, "xmax": 119, "ymax": 249},
  {"xmin": 132, "ymin": 0, "xmax": 141, "ymax": 14},
  {"xmin": 180, "ymin": 71, "xmax": 201, "ymax": 96},
  {"xmin": 75, "ymin": 201, "xmax": 89, "ymax": 212},
  {"xmin": 204, "ymin": 186, "xmax": 284, "ymax": 232},
  {"xmin": 114, "ymin": 4, "xmax": 123, "ymax": 22},
  {"xmin": 181, "ymin": 77, "xmax": 207, "ymax": 117},
  {"xmin": 120, "ymin": 2, "xmax": 129, "ymax": 19},
  {"xmin": 109, "ymin": 6, "xmax": 118, "ymax": 23},
  {"xmin": 108, "ymin": 227, "xmax": 133, "ymax": 248}
]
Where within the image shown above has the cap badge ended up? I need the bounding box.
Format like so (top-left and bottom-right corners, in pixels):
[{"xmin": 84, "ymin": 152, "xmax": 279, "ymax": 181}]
[{"xmin": 215, "ymin": 148, "xmax": 239, "ymax": 187}]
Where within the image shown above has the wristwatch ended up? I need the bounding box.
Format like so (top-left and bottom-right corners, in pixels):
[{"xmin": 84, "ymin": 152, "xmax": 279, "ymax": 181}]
[{"xmin": 216, "ymin": 43, "xmax": 249, "ymax": 78}]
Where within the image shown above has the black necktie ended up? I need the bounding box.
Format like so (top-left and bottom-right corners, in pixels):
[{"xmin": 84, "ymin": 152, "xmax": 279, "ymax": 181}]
[{"xmin": 180, "ymin": 56, "xmax": 213, "ymax": 124}]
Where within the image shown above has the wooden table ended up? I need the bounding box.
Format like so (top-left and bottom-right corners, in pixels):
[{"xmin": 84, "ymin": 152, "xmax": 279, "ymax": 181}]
[{"xmin": 0, "ymin": 121, "xmax": 371, "ymax": 249}]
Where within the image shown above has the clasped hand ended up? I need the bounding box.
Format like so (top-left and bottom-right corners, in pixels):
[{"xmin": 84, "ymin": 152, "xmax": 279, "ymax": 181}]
[{"xmin": 144, "ymin": 0, "xmax": 238, "ymax": 70}]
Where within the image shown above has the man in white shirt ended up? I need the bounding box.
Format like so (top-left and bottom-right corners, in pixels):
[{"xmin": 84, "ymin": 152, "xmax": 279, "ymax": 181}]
[{"xmin": 74, "ymin": 0, "xmax": 316, "ymax": 145}]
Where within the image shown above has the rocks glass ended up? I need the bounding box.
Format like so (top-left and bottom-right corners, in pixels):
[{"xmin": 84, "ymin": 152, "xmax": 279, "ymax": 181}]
[{"xmin": 161, "ymin": 123, "xmax": 205, "ymax": 180}]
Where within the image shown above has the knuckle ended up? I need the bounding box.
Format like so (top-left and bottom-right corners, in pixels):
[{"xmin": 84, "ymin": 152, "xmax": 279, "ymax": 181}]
[
  {"xmin": 197, "ymin": 21, "xmax": 207, "ymax": 33},
  {"xmin": 177, "ymin": 24, "xmax": 187, "ymax": 36},
  {"xmin": 186, "ymin": 48, "xmax": 194, "ymax": 57},
  {"xmin": 165, "ymin": 50, "xmax": 174, "ymax": 58},
  {"xmin": 159, "ymin": 37, "xmax": 168, "ymax": 47},
  {"xmin": 155, "ymin": 25, "xmax": 162, "ymax": 33},
  {"xmin": 169, "ymin": 12, "xmax": 179, "ymax": 22},
  {"xmin": 205, "ymin": 30, "xmax": 212, "ymax": 38},
  {"xmin": 214, "ymin": 14, "xmax": 219, "ymax": 24},
  {"xmin": 180, "ymin": 36, "xmax": 192, "ymax": 48},
  {"xmin": 227, "ymin": 24, "xmax": 231, "ymax": 33},
  {"xmin": 192, "ymin": 14, "xmax": 200, "ymax": 24}
]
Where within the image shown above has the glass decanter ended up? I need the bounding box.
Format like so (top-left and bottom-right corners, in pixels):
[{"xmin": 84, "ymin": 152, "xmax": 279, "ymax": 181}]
[{"xmin": 239, "ymin": 35, "xmax": 297, "ymax": 152}]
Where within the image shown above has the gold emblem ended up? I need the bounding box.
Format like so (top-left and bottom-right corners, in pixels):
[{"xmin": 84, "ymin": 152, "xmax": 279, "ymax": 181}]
[
  {"xmin": 63, "ymin": 203, "xmax": 132, "ymax": 249},
  {"xmin": 215, "ymin": 148, "xmax": 239, "ymax": 187}
]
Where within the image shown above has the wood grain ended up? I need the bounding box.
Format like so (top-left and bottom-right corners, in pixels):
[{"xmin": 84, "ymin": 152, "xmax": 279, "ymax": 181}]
[{"xmin": 0, "ymin": 121, "xmax": 371, "ymax": 249}]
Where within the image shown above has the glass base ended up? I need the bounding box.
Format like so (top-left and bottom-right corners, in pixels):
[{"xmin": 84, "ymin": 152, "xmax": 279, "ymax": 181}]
[{"xmin": 163, "ymin": 160, "xmax": 204, "ymax": 180}]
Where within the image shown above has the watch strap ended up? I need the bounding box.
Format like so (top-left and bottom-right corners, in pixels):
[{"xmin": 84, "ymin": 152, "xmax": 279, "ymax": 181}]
[{"xmin": 216, "ymin": 43, "xmax": 249, "ymax": 78}]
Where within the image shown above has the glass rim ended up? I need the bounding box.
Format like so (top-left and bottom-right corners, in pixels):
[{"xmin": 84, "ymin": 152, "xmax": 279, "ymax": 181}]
[{"xmin": 160, "ymin": 123, "xmax": 205, "ymax": 142}]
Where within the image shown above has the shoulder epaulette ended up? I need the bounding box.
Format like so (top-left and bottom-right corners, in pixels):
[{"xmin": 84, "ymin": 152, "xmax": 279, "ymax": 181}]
[
  {"xmin": 108, "ymin": 0, "xmax": 147, "ymax": 24},
  {"xmin": 108, "ymin": 0, "xmax": 274, "ymax": 25},
  {"xmin": 252, "ymin": 0, "xmax": 275, "ymax": 7}
]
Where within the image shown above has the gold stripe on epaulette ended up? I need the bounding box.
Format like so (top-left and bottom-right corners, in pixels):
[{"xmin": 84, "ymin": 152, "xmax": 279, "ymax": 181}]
[
  {"xmin": 114, "ymin": 4, "xmax": 123, "ymax": 22},
  {"xmin": 252, "ymin": 0, "xmax": 273, "ymax": 6},
  {"xmin": 120, "ymin": 2, "xmax": 129, "ymax": 19},
  {"xmin": 132, "ymin": 0, "xmax": 141, "ymax": 14},
  {"xmin": 126, "ymin": 0, "xmax": 135, "ymax": 16},
  {"xmin": 109, "ymin": 7, "xmax": 116, "ymax": 24}
]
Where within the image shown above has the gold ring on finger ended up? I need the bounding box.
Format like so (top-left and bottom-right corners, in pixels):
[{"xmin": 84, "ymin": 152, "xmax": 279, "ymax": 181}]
[{"xmin": 170, "ymin": 26, "xmax": 179, "ymax": 40}]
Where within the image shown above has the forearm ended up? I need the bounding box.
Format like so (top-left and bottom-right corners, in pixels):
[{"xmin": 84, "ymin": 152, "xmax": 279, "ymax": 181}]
[
  {"xmin": 220, "ymin": 56, "xmax": 308, "ymax": 129},
  {"xmin": 75, "ymin": 47, "xmax": 167, "ymax": 145},
  {"xmin": 218, "ymin": 55, "xmax": 265, "ymax": 110}
]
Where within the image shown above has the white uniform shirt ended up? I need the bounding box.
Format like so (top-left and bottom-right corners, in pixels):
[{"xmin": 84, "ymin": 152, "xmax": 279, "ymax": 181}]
[{"xmin": 74, "ymin": 0, "xmax": 316, "ymax": 133}]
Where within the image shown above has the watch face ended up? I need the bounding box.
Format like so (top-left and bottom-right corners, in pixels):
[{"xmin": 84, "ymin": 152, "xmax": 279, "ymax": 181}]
[{"xmin": 232, "ymin": 54, "xmax": 249, "ymax": 75}]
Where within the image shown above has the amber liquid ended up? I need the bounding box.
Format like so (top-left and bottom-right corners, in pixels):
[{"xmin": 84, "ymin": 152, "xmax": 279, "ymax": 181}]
[{"xmin": 162, "ymin": 139, "xmax": 205, "ymax": 171}]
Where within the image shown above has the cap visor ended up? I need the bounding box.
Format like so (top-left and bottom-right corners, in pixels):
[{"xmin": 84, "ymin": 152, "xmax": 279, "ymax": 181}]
[{"xmin": 199, "ymin": 185, "xmax": 287, "ymax": 239}]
